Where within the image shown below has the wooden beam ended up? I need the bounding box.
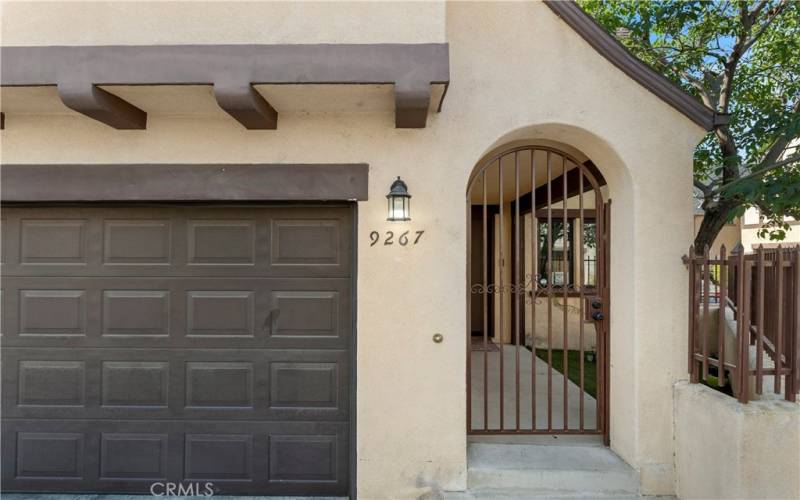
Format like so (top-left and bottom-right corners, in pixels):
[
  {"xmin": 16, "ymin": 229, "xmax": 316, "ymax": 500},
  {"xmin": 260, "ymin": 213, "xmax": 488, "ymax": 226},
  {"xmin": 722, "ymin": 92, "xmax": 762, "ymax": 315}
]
[
  {"xmin": 57, "ymin": 83, "xmax": 146, "ymax": 130},
  {"xmin": 395, "ymin": 80, "xmax": 431, "ymax": 128},
  {"xmin": 514, "ymin": 161, "xmax": 607, "ymax": 213},
  {"xmin": 213, "ymin": 82, "xmax": 278, "ymax": 130},
  {"xmin": 2, "ymin": 44, "xmax": 450, "ymax": 130}
]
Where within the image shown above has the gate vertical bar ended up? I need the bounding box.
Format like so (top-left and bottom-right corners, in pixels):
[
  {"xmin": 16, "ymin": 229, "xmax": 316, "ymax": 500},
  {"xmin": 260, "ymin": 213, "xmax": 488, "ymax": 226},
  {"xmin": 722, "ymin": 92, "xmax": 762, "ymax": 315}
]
[
  {"xmin": 546, "ymin": 151, "xmax": 553, "ymax": 431},
  {"xmin": 604, "ymin": 200, "xmax": 611, "ymax": 442},
  {"xmin": 515, "ymin": 153, "xmax": 521, "ymax": 431},
  {"xmin": 499, "ymin": 158, "xmax": 505, "ymax": 430},
  {"xmin": 578, "ymin": 168, "xmax": 585, "ymax": 431},
  {"xmin": 483, "ymin": 171, "xmax": 489, "ymax": 430},
  {"xmin": 467, "ymin": 183, "xmax": 472, "ymax": 433},
  {"xmin": 595, "ymin": 196, "xmax": 607, "ymax": 435},
  {"xmin": 530, "ymin": 151, "xmax": 537, "ymax": 430},
  {"xmin": 562, "ymin": 155, "xmax": 569, "ymax": 430}
]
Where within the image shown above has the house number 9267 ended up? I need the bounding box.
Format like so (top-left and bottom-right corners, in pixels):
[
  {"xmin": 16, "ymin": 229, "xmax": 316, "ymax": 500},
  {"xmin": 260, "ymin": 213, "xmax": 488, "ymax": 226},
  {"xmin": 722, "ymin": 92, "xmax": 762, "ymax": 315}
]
[{"xmin": 369, "ymin": 230, "xmax": 424, "ymax": 247}]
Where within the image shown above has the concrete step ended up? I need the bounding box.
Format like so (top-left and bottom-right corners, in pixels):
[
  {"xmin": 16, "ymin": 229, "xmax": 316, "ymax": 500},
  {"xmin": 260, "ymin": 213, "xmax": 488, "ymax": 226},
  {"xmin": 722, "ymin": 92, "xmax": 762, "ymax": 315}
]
[
  {"xmin": 443, "ymin": 493, "xmax": 670, "ymax": 500},
  {"xmin": 449, "ymin": 442, "xmax": 640, "ymax": 498}
]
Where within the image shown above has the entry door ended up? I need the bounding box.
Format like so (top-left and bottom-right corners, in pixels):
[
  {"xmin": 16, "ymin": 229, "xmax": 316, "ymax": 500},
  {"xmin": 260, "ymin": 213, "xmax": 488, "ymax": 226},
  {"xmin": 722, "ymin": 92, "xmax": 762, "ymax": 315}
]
[
  {"xmin": 1, "ymin": 204, "xmax": 354, "ymax": 495},
  {"xmin": 467, "ymin": 147, "xmax": 609, "ymax": 437}
]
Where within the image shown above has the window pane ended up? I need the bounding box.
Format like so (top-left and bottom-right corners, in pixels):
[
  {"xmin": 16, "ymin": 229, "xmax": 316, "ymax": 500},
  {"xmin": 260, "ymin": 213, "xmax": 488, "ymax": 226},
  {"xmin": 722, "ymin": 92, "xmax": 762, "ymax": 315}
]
[
  {"xmin": 582, "ymin": 221, "xmax": 597, "ymax": 287},
  {"xmin": 537, "ymin": 219, "xmax": 572, "ymax": 287}
]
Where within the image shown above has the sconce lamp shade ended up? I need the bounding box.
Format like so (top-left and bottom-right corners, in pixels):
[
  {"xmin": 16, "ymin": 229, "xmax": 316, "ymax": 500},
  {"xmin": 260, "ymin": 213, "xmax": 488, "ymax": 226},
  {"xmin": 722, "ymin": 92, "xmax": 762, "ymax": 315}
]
[{"xmin": 386, "ymin": 176, "xmax": 411, "ymax": 221}]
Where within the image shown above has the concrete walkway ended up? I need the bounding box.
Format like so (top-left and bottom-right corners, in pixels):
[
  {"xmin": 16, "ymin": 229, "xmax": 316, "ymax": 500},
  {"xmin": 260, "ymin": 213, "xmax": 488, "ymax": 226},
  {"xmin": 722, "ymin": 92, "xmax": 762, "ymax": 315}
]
[
  {"xmin": 470, "ymin": 344, "xmax": 597, "ymax": 431},
  {"xmin": 2, "ymin": 496, "xmax": 346, "ymax": 500},
  {"xmin": 440, "ymin": 441, "xmax": 674, "ymax": 499}
]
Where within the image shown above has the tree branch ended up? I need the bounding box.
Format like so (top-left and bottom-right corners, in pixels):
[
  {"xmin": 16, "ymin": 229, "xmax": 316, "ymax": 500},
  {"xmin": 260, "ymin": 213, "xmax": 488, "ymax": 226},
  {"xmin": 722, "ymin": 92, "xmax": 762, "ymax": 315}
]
[
  {"xmin": 694, "ymin": 179, "xmax": 712, "ymax": 196},
  {"xmin": 713, "ymin": 154, "xmax": 800, "ymax": 196},
  {"xmin": 741, "ymin": 1, "xmax": 787, "ymax": 53},
  {"xmin": 760, "ymin": 98, "xmax": 800, "ymax": 167}
]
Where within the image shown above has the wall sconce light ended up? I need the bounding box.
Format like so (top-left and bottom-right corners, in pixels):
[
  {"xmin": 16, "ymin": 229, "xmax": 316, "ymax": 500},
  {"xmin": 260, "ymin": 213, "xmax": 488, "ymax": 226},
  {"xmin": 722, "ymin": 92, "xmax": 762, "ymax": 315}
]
[{"xmin": 386, "ymin": 176, "xmax": 411, "ymax": 221}]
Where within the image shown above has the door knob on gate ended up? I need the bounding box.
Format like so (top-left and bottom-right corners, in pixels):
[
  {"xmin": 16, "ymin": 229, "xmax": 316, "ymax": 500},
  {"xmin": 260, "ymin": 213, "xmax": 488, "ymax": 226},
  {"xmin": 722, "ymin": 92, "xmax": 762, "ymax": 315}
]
[
  {"xmin": 591, "ymin": 299, "xmax": 602, "ymax": 309},
  {"xmin": 592, "ymin": 311, "xmax": 605, "ymax": 321}
]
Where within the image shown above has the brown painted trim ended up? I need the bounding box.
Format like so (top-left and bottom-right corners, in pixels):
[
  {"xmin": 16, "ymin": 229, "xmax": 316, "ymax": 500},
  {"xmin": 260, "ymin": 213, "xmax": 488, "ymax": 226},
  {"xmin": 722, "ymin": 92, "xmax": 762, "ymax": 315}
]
[
  {"xmin": 1, "ymin": 164, "xmax": 369, "ymax": 202},
  {"xmin": 58, "ymin": 82, "xmax": 147, "ymax": 129},
  {"xmin": 513, "ymin": 161, "xmax": 607, "ymax": 213},
  {"xmin": 534, "ymin": 209, "xmax": 597, "ymax": 219},
  {"xmin": 544, "ymin": 1, "xmax": 719, "ymax": 131},
  {"xmin": 213, "ymin": 82, "xmax": 278, "ymax": 130},
  {"xmin": 1, "ymin": 44, "xmax": 449, "ymax": 130},
  {"xmin": 0, "ymin": 112, "xmax": 4, "ymax": 129}
]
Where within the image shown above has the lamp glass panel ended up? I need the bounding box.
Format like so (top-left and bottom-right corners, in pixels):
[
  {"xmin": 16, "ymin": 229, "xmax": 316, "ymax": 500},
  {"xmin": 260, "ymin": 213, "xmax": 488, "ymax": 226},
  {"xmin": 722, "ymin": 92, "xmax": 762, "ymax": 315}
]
[{"xmin": 390, "ymin": 196, "xmax": 409, "ymax": 220}]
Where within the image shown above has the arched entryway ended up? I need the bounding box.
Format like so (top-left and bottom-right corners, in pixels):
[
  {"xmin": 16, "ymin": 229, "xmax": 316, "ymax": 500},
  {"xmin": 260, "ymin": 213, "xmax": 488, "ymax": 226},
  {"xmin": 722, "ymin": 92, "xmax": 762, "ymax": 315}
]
[{"xmin": 466, "ymin": 145, "xmax": 610, "ymax": 442}]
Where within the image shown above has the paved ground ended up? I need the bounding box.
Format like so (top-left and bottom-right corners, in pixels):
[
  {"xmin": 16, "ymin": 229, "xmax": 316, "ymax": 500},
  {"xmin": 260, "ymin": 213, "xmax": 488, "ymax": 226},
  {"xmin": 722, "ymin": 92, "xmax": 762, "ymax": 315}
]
[
  {"xmin": 470, "ymin": 344, "xmax": 597, "ymax": 430},
  {"xmin": 3, "ymin": 496, "xmax": 346, "ymax": 500}
]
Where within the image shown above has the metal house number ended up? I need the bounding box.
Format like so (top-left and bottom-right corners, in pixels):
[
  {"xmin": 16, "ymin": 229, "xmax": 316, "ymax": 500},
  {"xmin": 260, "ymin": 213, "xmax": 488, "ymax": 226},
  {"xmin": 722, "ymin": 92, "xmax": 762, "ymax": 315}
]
[{"xmin": 369, "ymin": 230, "xmax": 424, "ymax": 247}]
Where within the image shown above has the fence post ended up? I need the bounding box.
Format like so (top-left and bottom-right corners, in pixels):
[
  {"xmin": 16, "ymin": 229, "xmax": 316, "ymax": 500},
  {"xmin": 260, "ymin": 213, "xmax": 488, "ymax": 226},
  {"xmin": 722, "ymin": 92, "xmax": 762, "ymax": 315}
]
[
  {"xmin": 791, "ymin": 247, "xmax": 800, "ymax": 402},
  {"xmin": 735, "ymin": 245, "xmax": 750, "ymax": 403},
  {"xmin": 756, "ymin": 246, "xmax": 765, "ymax": 395},
  {"xmin": 702, "ymin": 246, "xmax": 711, "ymax": 380},
  {"xmin": 688, "ymin": 245, "xmax": 699, "ymax": 382},
  {"xmin": 718, "ymin": 244, "xmax": 727, "ymax": 387}
]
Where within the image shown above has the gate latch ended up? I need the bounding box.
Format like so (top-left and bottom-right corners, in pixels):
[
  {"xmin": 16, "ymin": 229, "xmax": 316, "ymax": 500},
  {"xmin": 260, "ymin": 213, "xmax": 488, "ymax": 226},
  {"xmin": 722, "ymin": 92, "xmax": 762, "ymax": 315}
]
[{"xmin": 589, "ymin": 298, "xmax": 604, "ymax": 321}]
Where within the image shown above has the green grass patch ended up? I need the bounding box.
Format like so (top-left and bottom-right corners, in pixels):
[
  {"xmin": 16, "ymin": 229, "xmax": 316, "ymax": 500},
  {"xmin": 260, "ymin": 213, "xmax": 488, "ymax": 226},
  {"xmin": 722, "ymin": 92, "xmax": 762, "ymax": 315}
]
[
  {"xmin": 700, "ymin": 373, "xmax": 734, "ymax": 397},
  {"xmin": 533, "ymin": 349, "xmax": 597, "ymax": 398}
]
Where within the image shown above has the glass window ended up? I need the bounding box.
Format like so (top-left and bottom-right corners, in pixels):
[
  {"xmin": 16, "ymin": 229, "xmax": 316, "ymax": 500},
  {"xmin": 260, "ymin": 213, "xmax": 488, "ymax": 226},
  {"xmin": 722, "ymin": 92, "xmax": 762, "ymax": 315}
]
[{"xmin": 536, "ymin": 218, "xmax": 596, "ymax": 289}]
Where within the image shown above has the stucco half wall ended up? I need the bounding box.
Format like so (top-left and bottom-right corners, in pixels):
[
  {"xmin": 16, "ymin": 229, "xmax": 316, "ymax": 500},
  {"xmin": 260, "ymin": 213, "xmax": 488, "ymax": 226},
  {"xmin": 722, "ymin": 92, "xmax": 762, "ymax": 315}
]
[
  {"xmin": 674, "ymin": 382, "xmax": 800, "ymax": 500},
  {"xmin": 0, "ymin": 1, "xmax": 709, "ymax": 498}
]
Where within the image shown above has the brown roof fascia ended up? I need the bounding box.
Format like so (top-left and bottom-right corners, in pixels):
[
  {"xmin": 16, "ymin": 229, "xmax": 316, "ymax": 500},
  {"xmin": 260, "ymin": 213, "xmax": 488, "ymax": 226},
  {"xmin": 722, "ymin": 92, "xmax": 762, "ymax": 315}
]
[{"xmin": 544, "ymin": 1, "xmax": 722, "ymax": 131}]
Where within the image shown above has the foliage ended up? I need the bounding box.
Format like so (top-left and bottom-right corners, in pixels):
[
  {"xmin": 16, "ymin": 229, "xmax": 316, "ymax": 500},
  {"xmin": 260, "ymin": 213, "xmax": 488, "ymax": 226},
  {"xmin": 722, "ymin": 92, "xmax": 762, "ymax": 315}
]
[{"xmin": 579, "ymin": 0, "xmax": 800, "ymax": 247}]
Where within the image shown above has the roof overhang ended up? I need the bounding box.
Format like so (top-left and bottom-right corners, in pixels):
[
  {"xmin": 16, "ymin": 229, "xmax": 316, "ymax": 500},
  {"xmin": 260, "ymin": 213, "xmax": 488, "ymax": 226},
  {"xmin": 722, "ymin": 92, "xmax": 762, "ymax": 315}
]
[
  {"xmin": 544, "ymin": 1, "xmax": 722, "ymax": 131},
  {"xmin": 0, "ymin": 44, "xmax": 450, "ymax": 130}
]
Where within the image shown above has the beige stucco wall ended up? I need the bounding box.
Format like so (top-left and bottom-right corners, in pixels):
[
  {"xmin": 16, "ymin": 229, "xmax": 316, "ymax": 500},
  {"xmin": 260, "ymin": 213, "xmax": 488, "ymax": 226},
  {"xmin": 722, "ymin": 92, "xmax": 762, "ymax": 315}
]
[
  {"xmin": 0, "ymin": 1, "xmax": 446, "ymax": 45},
  {"xmin": 0, "ymin": 1, "xmax": 708, "ymax": 498},
  {"xmin": 674, "ymin": 381, "xmax": 800, "ymax": 500},
  {"xmin": 528, "ymin": 298, "xmax": 598, "ymax": 351},
  {"xmin": 741, "ymin": 207, "xmax": 800, "ymax": 252}
]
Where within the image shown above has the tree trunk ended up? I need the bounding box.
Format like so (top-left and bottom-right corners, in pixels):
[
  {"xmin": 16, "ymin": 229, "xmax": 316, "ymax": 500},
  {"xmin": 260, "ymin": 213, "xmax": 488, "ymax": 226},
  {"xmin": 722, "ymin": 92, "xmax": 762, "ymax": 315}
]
[{"xmin": 694, "ymin": 203, "xmax": 736, "ymax": 252}]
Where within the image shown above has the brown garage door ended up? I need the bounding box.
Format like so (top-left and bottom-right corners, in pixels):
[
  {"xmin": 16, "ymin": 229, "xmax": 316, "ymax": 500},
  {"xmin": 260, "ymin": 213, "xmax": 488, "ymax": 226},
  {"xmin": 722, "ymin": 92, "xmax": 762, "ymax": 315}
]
[{"xmin": 1, "ymin": 204, "xmax": 354, "ymax": 496}]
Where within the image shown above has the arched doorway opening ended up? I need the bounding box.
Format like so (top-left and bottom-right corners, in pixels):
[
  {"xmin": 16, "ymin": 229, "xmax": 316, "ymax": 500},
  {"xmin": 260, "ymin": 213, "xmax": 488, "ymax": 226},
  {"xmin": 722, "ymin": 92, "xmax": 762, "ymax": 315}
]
[{"xmin": 466, "ymin": 145, "xmax": 610, "ymax": 441}]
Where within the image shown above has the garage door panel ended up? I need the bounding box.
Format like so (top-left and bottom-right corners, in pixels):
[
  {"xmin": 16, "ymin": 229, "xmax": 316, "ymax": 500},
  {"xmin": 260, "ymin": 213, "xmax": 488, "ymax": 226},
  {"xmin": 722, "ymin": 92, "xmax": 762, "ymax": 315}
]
[
  {"xmin": 3, "ymin": 348, "xmax": 350, "ymax": 421},
  {"xmin": 2, "ymin": 420, "xmax": 349, "ymax": 495},
  {"xmin": 2, "ymin": 277, "xmax": 352, "ymax": 349},
  {"xmin": 2, "ymin": 206, "xmax": 352, "ymax": 278},
  {"xmin": 2, "ymin": 204, "xmax": 353, "ymax": 496}
]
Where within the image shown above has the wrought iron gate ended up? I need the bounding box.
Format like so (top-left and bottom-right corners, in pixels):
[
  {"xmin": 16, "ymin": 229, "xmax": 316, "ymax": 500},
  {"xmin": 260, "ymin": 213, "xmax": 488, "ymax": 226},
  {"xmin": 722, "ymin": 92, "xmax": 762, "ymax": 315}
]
[{"xmin": 466, "ymin": 146, "xmax": 609, "ymax": 440}]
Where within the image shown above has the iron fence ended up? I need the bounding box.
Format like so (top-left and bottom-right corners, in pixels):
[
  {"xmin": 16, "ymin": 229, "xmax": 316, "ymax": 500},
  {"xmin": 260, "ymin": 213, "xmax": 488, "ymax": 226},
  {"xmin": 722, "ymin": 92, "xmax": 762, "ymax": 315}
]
[{"xmin": 687, "ymin": 245, "xmax": 800, "ymax": 403}]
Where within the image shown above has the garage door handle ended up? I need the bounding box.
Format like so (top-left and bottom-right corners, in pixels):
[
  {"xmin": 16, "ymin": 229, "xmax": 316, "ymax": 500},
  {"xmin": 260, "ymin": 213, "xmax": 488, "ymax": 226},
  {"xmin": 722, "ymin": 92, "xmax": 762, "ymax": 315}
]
[{"xmin": 263, "ymin": 308, "xmax": 280, "ymax": 334}]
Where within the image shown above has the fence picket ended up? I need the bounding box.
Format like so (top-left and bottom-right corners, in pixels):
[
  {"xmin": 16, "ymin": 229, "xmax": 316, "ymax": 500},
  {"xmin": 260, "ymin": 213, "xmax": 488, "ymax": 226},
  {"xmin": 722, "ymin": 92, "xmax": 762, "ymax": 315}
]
[{"xmin": 688, "ymin": 245, "xmax": 799, "ymax": 403}]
